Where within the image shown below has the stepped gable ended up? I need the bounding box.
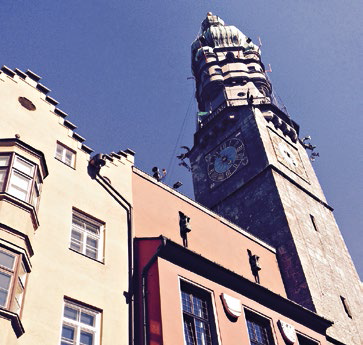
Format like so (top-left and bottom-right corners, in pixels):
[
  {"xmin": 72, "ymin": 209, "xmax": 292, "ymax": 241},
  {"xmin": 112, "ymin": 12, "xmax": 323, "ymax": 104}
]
[{"xmin": 0, "ymin": 65, "xmax": 94, "ymax": 155}]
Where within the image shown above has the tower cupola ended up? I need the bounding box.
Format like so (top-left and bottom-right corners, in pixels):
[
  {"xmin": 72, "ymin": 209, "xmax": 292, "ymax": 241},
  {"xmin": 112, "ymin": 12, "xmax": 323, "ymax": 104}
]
[{"xmin": 191, "ymin": 13, "xmax": 272, "ymax": 122}]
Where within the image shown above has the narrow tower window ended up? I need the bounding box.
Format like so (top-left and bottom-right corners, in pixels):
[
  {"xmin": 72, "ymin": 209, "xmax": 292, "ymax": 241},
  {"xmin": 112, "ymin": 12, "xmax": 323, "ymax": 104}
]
[
  {"xmin": 340, "ymin": 296, "xmax": 352, "ymax": 318},
  {"xmin": 310, "ymin": 214, "xmax": 318, "ymax": 232}
]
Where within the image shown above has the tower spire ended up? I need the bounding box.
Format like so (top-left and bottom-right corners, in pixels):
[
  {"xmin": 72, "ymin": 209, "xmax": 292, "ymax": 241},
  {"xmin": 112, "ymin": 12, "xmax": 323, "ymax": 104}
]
[{"xmin": 191, "ymin": 12, "xmax": 272, "ymax": 126}]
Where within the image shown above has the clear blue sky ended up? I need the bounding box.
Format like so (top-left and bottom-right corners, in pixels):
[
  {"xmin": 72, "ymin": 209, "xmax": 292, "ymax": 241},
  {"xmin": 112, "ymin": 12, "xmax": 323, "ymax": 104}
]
[{"xmin": 1, "ymin": 1, "xmax": 362, "ymax": 278}]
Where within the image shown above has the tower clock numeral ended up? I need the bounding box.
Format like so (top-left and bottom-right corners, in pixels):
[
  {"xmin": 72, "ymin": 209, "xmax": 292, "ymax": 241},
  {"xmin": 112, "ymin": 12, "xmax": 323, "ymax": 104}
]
[
  {"xmin": 236, "ymin": 145, "xmax": 245, "ymax": 152},
  {"xmin": 226, "ymin": 170, "xmax": 232, "ymax": 178}
]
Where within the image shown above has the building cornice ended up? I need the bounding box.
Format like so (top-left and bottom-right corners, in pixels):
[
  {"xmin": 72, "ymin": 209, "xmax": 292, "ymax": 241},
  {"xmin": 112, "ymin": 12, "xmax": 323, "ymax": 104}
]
[{"xmin": 136, "ymin": 236, "xmax": 333, "ymax": 335}]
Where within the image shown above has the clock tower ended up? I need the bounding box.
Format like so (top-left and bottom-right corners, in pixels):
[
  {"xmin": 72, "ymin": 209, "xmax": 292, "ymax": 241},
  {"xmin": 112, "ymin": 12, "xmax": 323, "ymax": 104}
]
[{"xmin": 188, "ymin": 13, "xmax": 362, "ymax": 345}]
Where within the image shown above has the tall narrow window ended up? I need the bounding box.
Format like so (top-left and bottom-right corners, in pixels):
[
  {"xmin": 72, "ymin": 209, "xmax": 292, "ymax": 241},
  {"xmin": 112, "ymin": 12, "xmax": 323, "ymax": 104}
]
[
  {"xmin": 310, "ymin": 214, "xmax": 318, "ymax": 232},
  {"xmin": 180, "ymin": 281, "xmax": 218, "ymax": 345},
  {"xmin": 0, "ymin": 247, "xmax": 28, "ymax": 315},
  {"xmin": 60, "ymin": 299, "xmax": 101, "ymax": 345},
  {"xmin": 56, "ymin": 142, "xmax": 76, "ymax": 168},
  {"xmin": 340, "ymin": 296, "xmax": 352, "ymax": 318},
  {"xmin": 70, "ymin": 210, "xmax": 104, "ymax": 261},
  {"xmin": 0, "ymin": 153, "xmax": 42, "ymax": 208},
  {"xmin": 245, "ymin": 310, "xmax": 274, "ymax": 345}
]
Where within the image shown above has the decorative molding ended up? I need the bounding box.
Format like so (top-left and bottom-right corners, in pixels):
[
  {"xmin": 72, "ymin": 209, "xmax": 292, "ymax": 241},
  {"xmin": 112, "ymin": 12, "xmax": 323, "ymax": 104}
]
[
  {"xmin": 221, "ymin": 293, "xmax": 242, "ymax": 318},
  {"xmin": 278, "ymin": 319, "xmax": 297, "ymax": 344}
]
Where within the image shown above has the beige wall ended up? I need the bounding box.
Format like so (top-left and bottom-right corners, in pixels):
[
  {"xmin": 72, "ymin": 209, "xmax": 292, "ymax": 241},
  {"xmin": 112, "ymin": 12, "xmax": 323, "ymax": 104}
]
[{"xmin": 0, "ymin": 69, "xmax": 132, "ymax": 344}]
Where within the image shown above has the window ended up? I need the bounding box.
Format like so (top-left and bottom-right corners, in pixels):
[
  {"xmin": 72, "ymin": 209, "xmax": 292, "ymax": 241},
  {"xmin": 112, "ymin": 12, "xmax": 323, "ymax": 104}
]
[
  {"xmin": 70, "ymin": 210, "xmax": 104, "ymax": 261},
  {"xmin": 248, "ymin": 66, "xmax": 257, "ymax": 72},
  {"xmin": 310, "ymin": 214, "xmax": 318, "ymax": 232},
  {"xmin": 297, "ymin": 334, "xmax": 318, "ymax": 345},
  {"xmin": 180, "ymin": 281, "xmax": 218, "ymax": 345},
  {"xmin": 0, "ymin": 153, "xmax": 42, "ymax": 208},
  {"xmin": 60, "ymin": 299, "xmax": 101, "ymax": 345},
  {"xmin": 340, "ymin": 295, "xmax": 352, "ymax": 318},
  {"xmin": 0, "ymin": 247, "xmax": 28, "ymax": 315},
  {"xmin": 245, "ymin": 310, "xmax": 274, "ymax": 345},
  {"xmin": 56, "ymin": 142, "xmax": 76, "ymax": 168}
]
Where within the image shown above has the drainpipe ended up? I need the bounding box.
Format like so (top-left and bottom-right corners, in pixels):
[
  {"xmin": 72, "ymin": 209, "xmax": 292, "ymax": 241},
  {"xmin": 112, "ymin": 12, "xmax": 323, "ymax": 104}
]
[
  {"xmin": 141, "ymin": 236, "xmax": 167, "ymax": 345},
  {"xmin": 88, "ymin": 155, "xmax": 134, "ymax": 345}
]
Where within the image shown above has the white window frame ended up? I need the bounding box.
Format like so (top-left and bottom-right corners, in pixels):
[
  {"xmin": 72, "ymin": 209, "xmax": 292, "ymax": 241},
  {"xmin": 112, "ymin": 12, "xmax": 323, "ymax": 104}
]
[
  {"xmin": 55, "ymin": 142, "xmax": 76, "ymax": 168},
  {"xmin": 60, "ymin": 299, "xmax": 101, "ymax": 345},
  {"xmin": 0, "ymin": 247, "xmax": 28, "ymax": 315},
  {"xmin": 0, "ymin": 153, "xmax": 42, "ymax": 208},
  {"xmin": 179, "ymin": 279, "xmax": 219, "ymax": 345},
  {"xmin": 70, "ymin": 210, "xmax": 104, "ymax": 262}
]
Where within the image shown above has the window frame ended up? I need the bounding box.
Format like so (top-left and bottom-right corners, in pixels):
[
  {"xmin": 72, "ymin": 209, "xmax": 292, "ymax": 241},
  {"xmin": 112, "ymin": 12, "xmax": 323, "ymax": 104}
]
[
  {"xmin": 0, "ymin": 152, "xmax": 42, "ymax": 209},
  {"xmin": 55, "ymin": 142, "xmax": 76, "ymax": 168},
  {"xmin": 180, "ymin": 280, "xmax": 219, "ymax": 345},
  {"xmin": 70, "ymin": 210, "xmax": 105, "ymax": 262},
  {"xmin": 245, "ymin": 309, "xmax": 275, "ymax": 345},
  {"xmin": 0, "ymin": 246, "xmax": 28, "ymax": 316},
  {"xmin": 60, "ymin": 299, "xmax": 101, "ymax": 345}
]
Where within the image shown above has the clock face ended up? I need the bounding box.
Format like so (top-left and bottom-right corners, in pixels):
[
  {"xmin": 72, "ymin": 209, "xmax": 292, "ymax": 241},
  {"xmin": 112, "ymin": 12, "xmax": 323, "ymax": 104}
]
[
  {"xmin": 268, "ymin": 128, "xmax": 309, "ymax": 182},
  {"xmin": 206, "ymin": 137, "xmax": 248, "ymax": 182},
  {"xmin": 278, "ymin": 142, "xmax": 298, "ymax": 168}
]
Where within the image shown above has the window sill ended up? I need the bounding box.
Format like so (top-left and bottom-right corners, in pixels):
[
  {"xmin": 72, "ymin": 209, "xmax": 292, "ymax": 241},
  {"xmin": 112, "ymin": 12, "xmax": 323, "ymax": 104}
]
[
  {"xmin": 54, "ymin": 157, "xmax": 76, "ymax": 170},
  {"xmin": 0, "ymin": 307, "xmax": 25, "ymax": 337},
  {"xmin": 0, "ymin": 193, "xmax": 39, "ymax": 230},
  {"xmin": 69, "ymin": 248, "xmax": 104, "ymax": 264}
]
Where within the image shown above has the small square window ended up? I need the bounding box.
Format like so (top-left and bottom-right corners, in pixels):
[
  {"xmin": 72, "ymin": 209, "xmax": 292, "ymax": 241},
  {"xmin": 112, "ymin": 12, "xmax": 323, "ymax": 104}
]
[
  {"xmin": 60, "ymin": 299, "xmax": 101, "ymax": 345},
  {"xmin": 70, "ymin": 210, "xmax": 104, "ymax": 262},
  {"xmin": 248, "ymin": 66, "xmax": 257, "ymax": 72},
  {"xmin": 56, "ymin": 142, "xmax": 76, "ymax": 168},
  {"xmin": 0, "ymin": 153, "xmax": 42, "ymax": 207}
]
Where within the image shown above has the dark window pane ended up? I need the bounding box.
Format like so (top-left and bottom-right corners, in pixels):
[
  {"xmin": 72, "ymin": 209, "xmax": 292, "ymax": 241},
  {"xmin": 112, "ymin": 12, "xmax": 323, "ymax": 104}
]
[
  {"xmin": 182, "ymin": 291, "xmax": 192, "ymax": 313},
  {"xmin": 62, "ymin": 325, "xmax": 75, "ymax": 340},
  {"xmin": 247, "ymin": 317, "xmax": 271, "ymax": 345},
  {"xmin": 0, "ymin": 289, "xmax": 9, "ymax": 307},
  {"xmin": 0, "ymin": 251, "xmax": 15, "ymax": 270},
  {"xmin": 64, "ymin": 306, "xmax": 78, "ymax": 320},
  {"xmin": 184, "ymin": 318, "xmax": 195, "ymax": 345},
  {"xmin": 81, "ymin": 312, "xmax": 95, "ymax": 326},
  {"xmin": 80, "ymin": 331, "xmax": 94, "ymax": 345},
  {"xmin": 195, "ymin": 319, "xmax": 211, "ymax": 345}
]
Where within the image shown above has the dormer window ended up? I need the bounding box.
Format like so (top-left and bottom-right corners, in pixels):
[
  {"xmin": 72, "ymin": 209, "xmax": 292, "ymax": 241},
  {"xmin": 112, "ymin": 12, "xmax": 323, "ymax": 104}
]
[{"xmin": 0, "ymin": 153, "xmax": 42, "ymax": 208}]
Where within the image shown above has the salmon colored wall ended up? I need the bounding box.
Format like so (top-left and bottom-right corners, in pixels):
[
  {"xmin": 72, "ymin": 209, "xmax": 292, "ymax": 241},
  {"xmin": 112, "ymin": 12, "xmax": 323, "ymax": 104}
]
[
  {"xmin": 132, "ymin": 170, "xmax": 286, "ymax": 297},
  {"xmin": 156, "ymin": 257, "xmax": 328, "ymax": 345}
]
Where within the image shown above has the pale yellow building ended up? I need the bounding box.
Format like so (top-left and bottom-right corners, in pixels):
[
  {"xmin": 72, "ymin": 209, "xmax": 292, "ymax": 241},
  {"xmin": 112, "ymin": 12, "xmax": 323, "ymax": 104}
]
[{"xmin": 0, "ymin": 66, "xmax": 133, "ymax": 345}]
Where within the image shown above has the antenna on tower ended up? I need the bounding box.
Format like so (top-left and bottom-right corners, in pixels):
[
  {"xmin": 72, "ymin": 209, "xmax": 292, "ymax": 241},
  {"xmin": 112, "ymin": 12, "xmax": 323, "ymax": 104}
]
[{"xmin": 265, "ymin": 64, "xmax": 272, "ymax": 73}]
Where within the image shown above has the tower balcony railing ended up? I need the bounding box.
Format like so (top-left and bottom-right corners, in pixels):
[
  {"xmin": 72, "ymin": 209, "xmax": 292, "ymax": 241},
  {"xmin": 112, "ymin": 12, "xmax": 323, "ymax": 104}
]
[{"xmin": 198, "ymin": 96, "xmax": 273, "ymax": 128}]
